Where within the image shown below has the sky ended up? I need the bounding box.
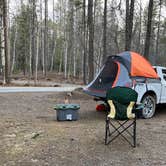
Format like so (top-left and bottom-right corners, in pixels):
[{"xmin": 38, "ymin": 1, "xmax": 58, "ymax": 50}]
[
  {"xmin": 9, "ymin": 0, "xmax": 56, "ymax": 20},
  {"xmin": 9, "ymin": 0, "xmax": 166, "ymax": 21}
]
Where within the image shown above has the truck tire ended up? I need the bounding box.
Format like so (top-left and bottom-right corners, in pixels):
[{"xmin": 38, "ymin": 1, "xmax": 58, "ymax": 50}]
[{"xmin": 141, "ymin": 95, "xmax": 156, "ymax": 119}]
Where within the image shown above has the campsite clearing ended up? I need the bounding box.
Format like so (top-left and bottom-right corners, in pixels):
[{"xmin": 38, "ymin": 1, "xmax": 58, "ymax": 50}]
[{"xmin": 0, "ymin": 90, "xmax": 166, "ymax": 166}]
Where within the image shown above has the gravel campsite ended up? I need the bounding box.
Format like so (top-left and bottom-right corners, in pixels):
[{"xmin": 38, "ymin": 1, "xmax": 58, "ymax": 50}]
[{"xmin": 0, "ymin": 90, "xmax": 166, "ymax": 166}]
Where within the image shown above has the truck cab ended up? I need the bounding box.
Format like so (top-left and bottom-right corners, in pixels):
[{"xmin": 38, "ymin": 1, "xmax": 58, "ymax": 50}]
[
  {"xmin": 134, "ymin": 66, "xmax": 166, "ymax": 118},
  {"xmin": 153, "ymin": 66, "xmax": 166, "ymax": 103}
]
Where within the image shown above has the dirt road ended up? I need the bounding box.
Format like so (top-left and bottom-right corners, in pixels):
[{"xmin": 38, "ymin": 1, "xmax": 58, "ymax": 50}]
[
  {"xmin": 0, "ymin": 91, "xmax": 166, "ymax": 166},
  {"xmin": 0, "ymin": 86, "xmax": 82, "ymax": 93}
]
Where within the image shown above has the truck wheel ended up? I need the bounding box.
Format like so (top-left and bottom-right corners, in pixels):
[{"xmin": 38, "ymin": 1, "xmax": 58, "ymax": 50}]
[{"xmin": 141, "ymin": 95, "xmax": 156, "ymax": 119}]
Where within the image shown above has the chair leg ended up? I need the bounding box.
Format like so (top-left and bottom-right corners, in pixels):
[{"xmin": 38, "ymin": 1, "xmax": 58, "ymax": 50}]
[
  {"xmin": 105, "ymin": 118, "xmax": 137, "ymax": 147},
  {"xmin": 105, "ymin": 117, "xmax": 110, "ymax": 145},
  {"xmin": 133, "ymin": 118, "xmax": 136, "ymax": 147}
]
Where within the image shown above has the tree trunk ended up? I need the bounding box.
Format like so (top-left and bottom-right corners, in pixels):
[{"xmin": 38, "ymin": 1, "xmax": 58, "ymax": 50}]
[
  {"xmin": 88, "ymin": 0, "xmax": 94, "ymax": 82},
  {"xmin": 102, "ymin": 0, "xmax": 107, "ymax": 64},
  {"xmin": 63, "ymin": 1, "xmax": 68, "ymax": 78},
  {"xmin": 125, "ymin": 0, "xmax": 135, "ymax": 51},
  {"xmin": 31, "ymin": 0, "xmax": 36, "ymax": 75},
  {"xmin": 58, "ymin": 51, "xmax": 62, "ymax": 73},
  {"xmin": 1, "ymin": 27, "xmax": 5, "ymax": 84},
  {"xmin": 28, "ymin": 1, "xmax": 32, "ymax": 84},
  {"xmin": 114, "ymin": 25, "xmax": 120, "ymax": 53},
  {"xmin": 11, "ymin": 24, "xmax": 17, "ymax": 73},
  {"xmin": 35, "ymin": 26, "xmax": 39, "ymax": 85},
  {"xmin": 64, "ymin": 40, "xmax": 68, "ymax": 78},
  {"xmin": 125, "ymin": 0, "xmax": 130, "ymax": 51},
  {"xmin": 58, "ymin": 0, "xmax": 63, "ymax": 74},
  {"xmin": 144, "ymin": 0, "xmax": 154, "ymax": 59},
  {"xmin": 73, "ymin": 46, "xmax": 76, "ymax": 77},
  {"xmin": 67, "ymin": 0, "xmax": 74, "ymax": 78},
  {"xmin": 83, "ymin": 0, "xmax": 87, "ymax": 84},
  {"xmin": 155, "ymin": 0, "xmax": 162, "ymax": 63},
  {"xmin": 50, "ymin": 40, "xmax": 56, "ymax": 72},
  {"xmin": 28, "ymin": 24, "xmax": 32, "ymax": 84},
  {"xmin": 7, "ymin": 0, "xmax": 10, "ymax": 77},
  {"xmin": 50, "ymin": 0, "xmax": 56, "ymax": 72},
  {"xmin": 137, "ymin": 0, "xmax": 142, "ymax": 53},
  {"xmin": 3, "ymin": 0, "xmax": 9, "ymax": 84},
  {"xmin": 44, "ymin": 0, "xmax": 48, "ymax": 77},
  {"xmin": 40, "ymin": 0, "xmax": 44, "ymax": 75}
]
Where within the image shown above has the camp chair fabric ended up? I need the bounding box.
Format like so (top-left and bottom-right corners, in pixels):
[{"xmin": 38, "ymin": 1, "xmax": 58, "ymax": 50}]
[
  {"xmin": 107, "ymin": 100, "xmax": 135, "ymax": 120},
  {"xmin": 106, "ymin": 87, "xmax": 138, "ymax": 120},
  {"xmin": 105, "ymin": 87, "xmax": 139, "ymax": 147},
  {"xmin": 106, "ymin": 86, "xmax": 138, "ymax": 104}
]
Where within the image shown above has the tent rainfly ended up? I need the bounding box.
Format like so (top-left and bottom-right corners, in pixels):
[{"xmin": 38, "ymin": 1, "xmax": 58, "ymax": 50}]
[{"xmin": 84, "ymin": 51, "xmax": 159, "ymax": 98}]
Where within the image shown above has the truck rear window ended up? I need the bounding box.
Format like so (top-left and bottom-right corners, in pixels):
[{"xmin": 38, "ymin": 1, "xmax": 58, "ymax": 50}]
[
  {"xmin": 162, "ymin": 69, "xmax": 166, "ymax": 74},
  {"xmin": 163, "ymin": 76, "xmax": 166, "ymax": 81}
]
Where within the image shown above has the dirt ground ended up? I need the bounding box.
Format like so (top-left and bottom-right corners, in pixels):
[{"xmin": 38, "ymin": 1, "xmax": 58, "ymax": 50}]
[{"xmin": 0, "ymin": 90, "xmax": 166, "ymax": 166}]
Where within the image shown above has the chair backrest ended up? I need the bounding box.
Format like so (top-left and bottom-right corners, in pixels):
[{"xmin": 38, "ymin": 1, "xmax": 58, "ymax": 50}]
[{"xmin": 106, "ymin": 87, "xmax": 138, "ymax": 105}]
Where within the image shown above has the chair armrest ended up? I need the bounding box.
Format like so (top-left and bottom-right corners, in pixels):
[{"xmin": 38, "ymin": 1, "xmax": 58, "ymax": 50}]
[
  {"xmin": 135, "ymin": 104, "xmax": 144, "ymax": 110},
  {"xmin": 133, "ymin": 104, "xmax": 144, "ymax": 118}
]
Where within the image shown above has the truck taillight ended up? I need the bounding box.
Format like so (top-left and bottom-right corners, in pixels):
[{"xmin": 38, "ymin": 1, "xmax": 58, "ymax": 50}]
[
  {"xmin": 132, "ymin": 79, "xmax": 137, "ymax": 88},
  {"xmin": 124, "ymin": 82, "xmax": 133, "ymax": 87}
]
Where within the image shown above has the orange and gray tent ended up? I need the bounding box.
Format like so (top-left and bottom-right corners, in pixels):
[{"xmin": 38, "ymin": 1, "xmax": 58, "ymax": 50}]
[{"xmin": 84, "ymin": 51, "xmax": 159, "ymax": 98}]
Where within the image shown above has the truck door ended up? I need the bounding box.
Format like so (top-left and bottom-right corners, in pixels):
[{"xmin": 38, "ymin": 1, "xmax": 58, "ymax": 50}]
[{"xmin": 160, "ymin": 69, "xmax": 166, "ymax": 103}]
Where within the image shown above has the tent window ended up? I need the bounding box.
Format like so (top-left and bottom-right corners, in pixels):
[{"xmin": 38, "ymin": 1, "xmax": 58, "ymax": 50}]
[
  {"xmin": 90, "ymin": 61, "xmax": 118, "ymax": 90},
  {"xmin": 153, "ymin": 67, "xmax": 157, "ymax": 73}
]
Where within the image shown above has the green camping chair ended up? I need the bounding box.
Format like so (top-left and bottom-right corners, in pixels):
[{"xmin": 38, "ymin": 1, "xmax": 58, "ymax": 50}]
[{"xmin": 105, "ymin": 87, "xmax": 142, "ymax": 147}]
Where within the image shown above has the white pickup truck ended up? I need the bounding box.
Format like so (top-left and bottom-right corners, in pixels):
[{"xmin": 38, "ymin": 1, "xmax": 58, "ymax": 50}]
[{"xmin": 135, "ymin": 66, "xmax": 166, "ymax": 118}]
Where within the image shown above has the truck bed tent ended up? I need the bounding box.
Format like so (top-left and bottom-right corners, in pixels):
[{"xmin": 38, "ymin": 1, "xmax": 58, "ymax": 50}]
[{"xmin": 84, "ymin": 51, "xmax": 159, "ymax": 98}]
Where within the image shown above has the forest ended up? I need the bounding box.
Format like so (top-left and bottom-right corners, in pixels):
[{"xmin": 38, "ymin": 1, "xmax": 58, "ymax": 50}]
[{"xmin": 0, "ymin": 0, "xmax": 166, "ymax": 85}]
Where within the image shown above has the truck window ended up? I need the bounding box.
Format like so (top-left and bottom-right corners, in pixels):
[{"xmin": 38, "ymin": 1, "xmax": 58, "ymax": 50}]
[
  {"xmin": 164, "ymin": 75, "xmax": 166, "ymax": 81},
  {"xmin": 162, "ymin": 69, "xmax": 166, "ymax": 74}
]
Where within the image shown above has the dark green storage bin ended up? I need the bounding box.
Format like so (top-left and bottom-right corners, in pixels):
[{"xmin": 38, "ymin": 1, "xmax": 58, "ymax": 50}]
[{"xmin": 54, "ymin": 104, "xmax": 80, "ymax": 121}]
